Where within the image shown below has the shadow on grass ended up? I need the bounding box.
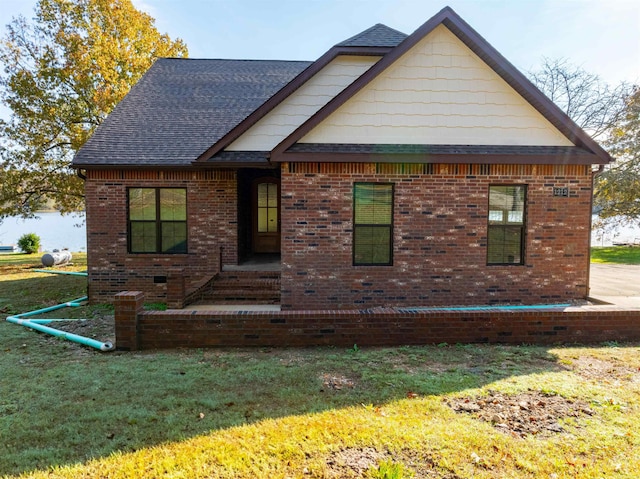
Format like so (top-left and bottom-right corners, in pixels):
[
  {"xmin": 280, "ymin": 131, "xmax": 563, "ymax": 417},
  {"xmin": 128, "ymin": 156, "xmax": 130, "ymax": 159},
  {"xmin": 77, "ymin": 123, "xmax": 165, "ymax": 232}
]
[{"xmin": 0, "ymin": 319, "xmax": 572, "ymax": 477}]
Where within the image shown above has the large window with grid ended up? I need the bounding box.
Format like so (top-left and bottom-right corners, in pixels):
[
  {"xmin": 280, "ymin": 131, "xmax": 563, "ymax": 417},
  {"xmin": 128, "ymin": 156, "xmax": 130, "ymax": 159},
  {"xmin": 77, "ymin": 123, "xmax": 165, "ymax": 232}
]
[
  {"xmin": 128, "ymin": 188, "xmax": 187, "ymax": 254},
  {"xmin": 353, "ymin": 183, "xmax": 394, "ymax": 266},
  {"xmin": 487, "ymin": 185, "xmax": 526, "ymax": 265}
]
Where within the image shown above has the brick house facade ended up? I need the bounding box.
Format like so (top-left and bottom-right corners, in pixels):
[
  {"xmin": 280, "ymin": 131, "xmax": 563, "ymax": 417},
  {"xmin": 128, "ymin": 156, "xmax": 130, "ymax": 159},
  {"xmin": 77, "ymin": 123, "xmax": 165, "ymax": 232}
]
[
  {"xmin": 279, "ymin": 162, "xmax": 593, "ymax": 310},
  {"xmin": 74, "ymin": 7, "xmax": 611, "ymax": 311}
]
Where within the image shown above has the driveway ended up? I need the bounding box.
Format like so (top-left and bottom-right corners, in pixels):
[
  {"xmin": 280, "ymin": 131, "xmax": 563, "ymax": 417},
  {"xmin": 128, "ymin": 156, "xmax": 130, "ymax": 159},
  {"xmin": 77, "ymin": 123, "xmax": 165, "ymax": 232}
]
[{"xmin": 589, "ymin": 263, "xmax": 640, "ymax": 307}]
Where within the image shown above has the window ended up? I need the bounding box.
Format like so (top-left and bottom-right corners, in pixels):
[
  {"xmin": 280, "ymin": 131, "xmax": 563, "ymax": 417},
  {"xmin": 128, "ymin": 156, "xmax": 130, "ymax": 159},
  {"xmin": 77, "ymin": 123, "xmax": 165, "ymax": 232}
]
[
  {"xmin": 128, "ymin": 188, "xmax": 187, "ymax": 254},
  {"xmin": 353, "ymin": 183, "xmax": 393, "ymax": 265},
  {"xmin": 257, "ymin": 181, "xmax": 278, "ymax": 233},
  {"xmin": 487, "ymin": 185, "xmax": 526, "ymax": 265}
]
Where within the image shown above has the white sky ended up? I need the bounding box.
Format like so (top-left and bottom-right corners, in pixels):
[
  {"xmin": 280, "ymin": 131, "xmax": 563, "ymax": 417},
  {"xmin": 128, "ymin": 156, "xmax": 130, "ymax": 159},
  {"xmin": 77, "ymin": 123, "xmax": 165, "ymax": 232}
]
[{"xmin": 0, "ymin": 0, "xmax": 638, "ymax": 85}]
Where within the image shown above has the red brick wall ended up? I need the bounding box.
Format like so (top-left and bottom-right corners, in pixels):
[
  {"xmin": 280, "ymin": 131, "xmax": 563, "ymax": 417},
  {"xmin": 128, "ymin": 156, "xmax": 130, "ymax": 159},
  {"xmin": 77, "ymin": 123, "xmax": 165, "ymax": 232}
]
[
  {"xmin": 280, "ymin": 162, "xmax": 593, "ymax": 310},
  {"xmin": 85, "ymin": 169, "xmax": 237, "ymax": 303},
  {"xmin": 114, "ymin": 292, "xmax": 640, "ymax": 349}
]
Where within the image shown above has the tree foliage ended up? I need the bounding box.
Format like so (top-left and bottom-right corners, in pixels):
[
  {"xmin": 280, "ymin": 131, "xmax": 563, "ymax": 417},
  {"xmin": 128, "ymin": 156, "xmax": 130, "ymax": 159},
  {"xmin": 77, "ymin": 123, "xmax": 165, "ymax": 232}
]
[
  {"xmin": 529, "ymin": 58, "xmax": 639, "ymax": 228},
  {"xmin": 0, "ymin": 0, "xmax": 187, "ymax": 218},
  {"xmin": 529, "ymin": 57, "xmax": 629, "ymax": 140},
  {"xmin": 595, "ymin": 87, "xmax": 640, "ymax": 226}
]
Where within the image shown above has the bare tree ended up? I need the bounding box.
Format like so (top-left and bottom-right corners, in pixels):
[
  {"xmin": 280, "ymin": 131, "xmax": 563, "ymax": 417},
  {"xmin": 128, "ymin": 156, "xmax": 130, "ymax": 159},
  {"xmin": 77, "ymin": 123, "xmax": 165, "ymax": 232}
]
[{"xmin": 529, "ymin": 58, "xmax": 630, "ymax": 140}]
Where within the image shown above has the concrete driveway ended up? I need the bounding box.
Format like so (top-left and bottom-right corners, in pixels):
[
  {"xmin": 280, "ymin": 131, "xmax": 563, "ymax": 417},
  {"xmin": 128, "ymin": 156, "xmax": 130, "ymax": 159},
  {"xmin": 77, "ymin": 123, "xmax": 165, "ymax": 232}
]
[{"xmin": 589, "ymin": 263, "xmax": 640, "ymax": 307}]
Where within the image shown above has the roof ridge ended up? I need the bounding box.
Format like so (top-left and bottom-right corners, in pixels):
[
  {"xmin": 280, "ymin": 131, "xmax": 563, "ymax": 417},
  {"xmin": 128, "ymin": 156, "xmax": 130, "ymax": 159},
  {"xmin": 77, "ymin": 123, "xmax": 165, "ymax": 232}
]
[{"xmin": 156, "ymin": 57, "xmax": 312, "ymax": 64}]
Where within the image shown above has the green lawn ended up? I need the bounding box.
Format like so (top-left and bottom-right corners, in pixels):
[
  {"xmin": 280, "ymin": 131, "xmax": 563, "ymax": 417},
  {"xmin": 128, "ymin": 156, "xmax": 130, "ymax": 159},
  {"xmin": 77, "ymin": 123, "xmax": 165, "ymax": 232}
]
[
  {"xmin": 591, "ymin": 246, "xmax": 640, "ymax": 264},
  {"xmin": 1, "ymin": 253, "xmax": 639, "ymax": 478}
]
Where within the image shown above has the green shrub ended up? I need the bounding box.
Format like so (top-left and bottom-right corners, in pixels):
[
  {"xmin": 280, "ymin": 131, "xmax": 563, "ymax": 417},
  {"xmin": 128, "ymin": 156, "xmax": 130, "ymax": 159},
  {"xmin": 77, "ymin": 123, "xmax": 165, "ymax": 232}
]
[{"xmin": 17, "ymin": 233, "xmax": 41, "ymax": 254}]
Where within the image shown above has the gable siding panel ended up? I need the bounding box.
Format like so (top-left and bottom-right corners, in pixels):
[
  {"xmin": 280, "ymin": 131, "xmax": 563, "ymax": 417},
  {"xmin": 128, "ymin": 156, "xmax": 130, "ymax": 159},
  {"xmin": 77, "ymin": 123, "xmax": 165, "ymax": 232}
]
[
  {"xmin": 300, "ymin": 25, "xmax": 573, "ymax": 147},
  {"xmin": 227, "ymin": 56, "xmax": 380, "ymax": 151}
]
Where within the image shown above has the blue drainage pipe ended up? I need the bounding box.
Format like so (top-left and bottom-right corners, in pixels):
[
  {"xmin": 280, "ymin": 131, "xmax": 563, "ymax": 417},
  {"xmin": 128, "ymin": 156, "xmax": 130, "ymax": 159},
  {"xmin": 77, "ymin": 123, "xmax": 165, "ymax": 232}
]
[
  {"xmin": 32, "ymin": 269, "xmax": 88, "ymax": 277},
  {"xmin": 5, "ymin": 296, "xmax": 114, "ymax": 352},
  {"xmin": 399, "ymin": 303, "xmax": 571, "ymax": 312}
]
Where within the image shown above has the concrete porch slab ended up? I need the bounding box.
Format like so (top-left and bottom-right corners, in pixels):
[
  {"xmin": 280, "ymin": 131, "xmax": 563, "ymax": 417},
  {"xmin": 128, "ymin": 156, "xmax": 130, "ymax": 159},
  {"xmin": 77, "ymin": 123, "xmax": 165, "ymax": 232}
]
[{"xmin": 185, "ymin": 304, "xmax": 281, "ymax": 311}]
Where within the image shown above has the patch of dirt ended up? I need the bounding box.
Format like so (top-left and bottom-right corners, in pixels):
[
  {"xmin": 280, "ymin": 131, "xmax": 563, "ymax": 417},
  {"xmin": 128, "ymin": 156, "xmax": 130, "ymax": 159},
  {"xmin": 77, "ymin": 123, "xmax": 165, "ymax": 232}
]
[
  {"xmin": 321, "ymin": 373, "xmax": 356, "ymax": 391},
  {"xmin": 569, "ymin": 356, "xmax": 640, "ymax": 384},
  {"xmin": 42, "ymin": 313, "xmax": 115, "ymax": 353},
  {"xmin": 324, "ymin": 447, "xmax": 461, "ymax": 478},
  {"xmin": 325, "ymin": 447, "xmax": 387, "ymax": 477},
  {"xmin": 446, "ymin": 390, "xmax": 594, "ymax": 438}
]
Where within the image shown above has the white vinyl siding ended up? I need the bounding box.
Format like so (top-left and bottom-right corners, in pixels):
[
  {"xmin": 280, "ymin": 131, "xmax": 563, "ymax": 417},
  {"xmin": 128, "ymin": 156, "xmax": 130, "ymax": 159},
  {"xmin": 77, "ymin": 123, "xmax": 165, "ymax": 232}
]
[
  {"xmin": 227, "ymin": 56, "xmax": 380, "ymax": 151},
  {"xmin": 300, "ymin": 25, "xmax": 573, "ymax": 147}
]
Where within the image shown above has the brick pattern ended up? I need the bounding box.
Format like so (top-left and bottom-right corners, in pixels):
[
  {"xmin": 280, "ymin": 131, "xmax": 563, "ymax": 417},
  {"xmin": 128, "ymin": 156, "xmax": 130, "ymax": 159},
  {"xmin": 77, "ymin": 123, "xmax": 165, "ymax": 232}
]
[
  {"xmin": 280, "ymin": 162, "xmax": 593, "ymax": 310},
  {"xmin": 114, "ymin": 291, "xmax": 145, "ymax": 350},
  {"xmin": 114, "ymin": 292, "xmax": 640, "ymax": 349},
  {"xmin": 85, "ymin": 169, "xmax": 238, "ymax": 303}
]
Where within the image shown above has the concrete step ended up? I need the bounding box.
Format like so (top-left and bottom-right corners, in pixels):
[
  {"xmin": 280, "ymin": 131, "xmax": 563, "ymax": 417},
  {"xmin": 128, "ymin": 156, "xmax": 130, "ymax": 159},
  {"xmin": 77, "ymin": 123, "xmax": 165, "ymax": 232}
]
[
  {"xmin": 199, "ymin": 271, "xmax": 281, "ymax": 304},
  {"xmin": 212, "ymin": 278, "xmax": 280, "ymax": 291}
]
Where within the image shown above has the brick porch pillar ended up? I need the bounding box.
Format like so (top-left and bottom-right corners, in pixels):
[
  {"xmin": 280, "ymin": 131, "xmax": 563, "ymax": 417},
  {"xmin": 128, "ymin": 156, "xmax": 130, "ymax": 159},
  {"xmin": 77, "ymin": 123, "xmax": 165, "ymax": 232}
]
[
  {"xmin": 167, "ymin": 268, "xmax": 185, "ymax": 309},
  {"xmin": 114, "ymin": 291, "xmax": 144, "ymax": 351}
]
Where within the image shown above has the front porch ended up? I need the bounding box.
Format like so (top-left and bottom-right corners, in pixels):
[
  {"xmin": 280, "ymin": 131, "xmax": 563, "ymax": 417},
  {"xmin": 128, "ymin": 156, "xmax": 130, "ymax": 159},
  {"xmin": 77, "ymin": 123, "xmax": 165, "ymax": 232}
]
[
  {"xmin": 171, "ymin": 253, "xmax": 282, "ymax": 310},
  {"xmin": 115, "ymin": 291, "xmax": 640, "ymax": 350}
]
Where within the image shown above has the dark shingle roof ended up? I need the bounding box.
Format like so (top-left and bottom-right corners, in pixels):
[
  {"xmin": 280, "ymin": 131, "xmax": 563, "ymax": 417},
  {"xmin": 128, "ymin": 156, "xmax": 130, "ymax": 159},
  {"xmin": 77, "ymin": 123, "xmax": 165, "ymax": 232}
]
[
  {"xmin": 206, "ymin": 150, "xmax": 270, "ymax": 165},
  {"xmin": 284, "ymin": 143, "xmax": 600, "ymax": 164},
  {"xmin": 73, "ymin": 58, "xmax": 311, "ymax": 167},
  {"xmin": 335, "ymin": 23, "xmax": 408, "ymax": 48}
]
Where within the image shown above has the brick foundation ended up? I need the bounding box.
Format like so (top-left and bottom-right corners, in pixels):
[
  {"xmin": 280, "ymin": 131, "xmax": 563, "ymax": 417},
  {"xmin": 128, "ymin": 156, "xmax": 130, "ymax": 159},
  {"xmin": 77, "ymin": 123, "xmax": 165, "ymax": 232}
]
[{"xmin": 115, "ymin": 292, "xmax": 640, "ymax": 350}]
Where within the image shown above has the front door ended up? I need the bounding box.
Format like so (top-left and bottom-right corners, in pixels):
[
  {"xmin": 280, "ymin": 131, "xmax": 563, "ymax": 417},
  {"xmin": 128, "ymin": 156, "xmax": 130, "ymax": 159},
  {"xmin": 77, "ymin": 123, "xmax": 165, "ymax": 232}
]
[{"xmin": 252, "ymin": 177, "xmax": 280, "ymax": 254}]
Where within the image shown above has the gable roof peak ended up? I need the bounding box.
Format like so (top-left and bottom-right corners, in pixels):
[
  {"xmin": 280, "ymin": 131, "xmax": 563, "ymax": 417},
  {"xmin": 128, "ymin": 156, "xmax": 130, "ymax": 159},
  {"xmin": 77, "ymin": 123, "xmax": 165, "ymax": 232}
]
[
  {"xmin": 335, "ymin": 23, "xmax": 408, "ymax": 48},
  {"xmin": 270, "ymin": 4, "xmax": 612, "ymax": 164}
]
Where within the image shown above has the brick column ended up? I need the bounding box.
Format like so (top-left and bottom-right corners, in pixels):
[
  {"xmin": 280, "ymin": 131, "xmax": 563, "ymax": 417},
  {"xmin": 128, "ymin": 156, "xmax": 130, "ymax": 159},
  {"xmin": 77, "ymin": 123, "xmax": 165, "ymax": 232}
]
[
  {"xmin": 167, "ymin": 269, "xmax": 185, "ymax": 309},
  {"xmin": 114, "ymin": 291, "xmax": 144, "ymax": 351}
]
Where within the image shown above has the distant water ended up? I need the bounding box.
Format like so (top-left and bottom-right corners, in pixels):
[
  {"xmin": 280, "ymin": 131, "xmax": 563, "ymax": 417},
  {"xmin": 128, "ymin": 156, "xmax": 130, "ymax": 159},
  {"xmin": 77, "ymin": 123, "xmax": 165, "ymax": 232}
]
[
  {"xmin": 592, "ymin": 215, "xmax": 640, "ymax": 247},
  {"xmin": 0, "ymin": 212, "xmax": 86, "ymax": 252}
]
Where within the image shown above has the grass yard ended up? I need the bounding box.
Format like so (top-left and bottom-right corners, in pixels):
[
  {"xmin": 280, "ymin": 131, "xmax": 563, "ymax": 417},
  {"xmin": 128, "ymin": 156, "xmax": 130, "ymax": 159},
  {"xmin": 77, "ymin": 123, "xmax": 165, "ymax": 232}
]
[
  {"xmin": 0, "ymin": 254, "xmax": 639, "ymax": 478},
  {"xmin": 591, "ymin": 246, "xmax": 640, "ymax": 264}
]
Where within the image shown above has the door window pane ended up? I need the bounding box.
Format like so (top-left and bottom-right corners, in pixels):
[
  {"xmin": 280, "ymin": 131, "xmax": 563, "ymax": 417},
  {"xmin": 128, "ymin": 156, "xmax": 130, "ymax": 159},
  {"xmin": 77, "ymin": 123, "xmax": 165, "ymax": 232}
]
[{"xmin": 257, "ymin": 182, "xmax": 278, "ymax": 233}]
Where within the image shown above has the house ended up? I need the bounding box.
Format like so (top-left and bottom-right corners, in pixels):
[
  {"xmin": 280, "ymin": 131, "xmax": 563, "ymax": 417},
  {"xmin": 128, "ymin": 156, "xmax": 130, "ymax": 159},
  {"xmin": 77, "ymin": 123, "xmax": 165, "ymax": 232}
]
[{"xmin": 73, "ymin": 6, "xmax": 612, "ymax": 312}]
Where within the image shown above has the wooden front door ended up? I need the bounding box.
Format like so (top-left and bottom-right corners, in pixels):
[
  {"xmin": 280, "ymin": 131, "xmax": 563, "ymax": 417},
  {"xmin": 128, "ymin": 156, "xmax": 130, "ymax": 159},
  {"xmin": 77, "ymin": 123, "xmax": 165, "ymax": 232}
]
[{"xmin": 252, "ymin": 177, "xmax": 280, "ymax": 253}]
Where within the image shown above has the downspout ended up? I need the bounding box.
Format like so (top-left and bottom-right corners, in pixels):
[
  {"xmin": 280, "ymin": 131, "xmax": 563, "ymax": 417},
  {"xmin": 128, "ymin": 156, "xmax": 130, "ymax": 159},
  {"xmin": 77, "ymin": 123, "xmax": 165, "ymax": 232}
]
[
  {"xmin": 587, "ymin": 164, "xmax": 606, "ymax": 300},
  {"xmin": 5, "ymin": 296, "xmax": 115, "ymax": 352}
]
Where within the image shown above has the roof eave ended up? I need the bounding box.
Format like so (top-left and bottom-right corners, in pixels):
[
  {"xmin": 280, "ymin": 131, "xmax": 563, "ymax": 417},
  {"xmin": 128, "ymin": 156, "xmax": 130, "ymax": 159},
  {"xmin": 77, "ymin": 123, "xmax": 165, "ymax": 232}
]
[
  {"xmin": 73, "ymin": 163, "xmax": 197, "ymax": 170},
  {"xmin": 274, "ymin": 150, "xmax": 604, "ymax": 165}
]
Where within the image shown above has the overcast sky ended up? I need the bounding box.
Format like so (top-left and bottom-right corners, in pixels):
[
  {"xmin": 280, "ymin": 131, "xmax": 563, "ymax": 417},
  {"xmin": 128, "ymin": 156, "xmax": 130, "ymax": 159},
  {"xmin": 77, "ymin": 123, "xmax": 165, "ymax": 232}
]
[{"xmin": 1, "ymin": 0, "xmax": 638, "ymax": 85}]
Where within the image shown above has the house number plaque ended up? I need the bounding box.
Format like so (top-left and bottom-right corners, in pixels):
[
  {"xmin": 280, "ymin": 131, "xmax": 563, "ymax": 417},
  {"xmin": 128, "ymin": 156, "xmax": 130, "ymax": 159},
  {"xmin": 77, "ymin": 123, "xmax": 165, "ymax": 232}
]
[{"xmin": 553, "ymin": 187, "xmax": 569, "ymax": 197}]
